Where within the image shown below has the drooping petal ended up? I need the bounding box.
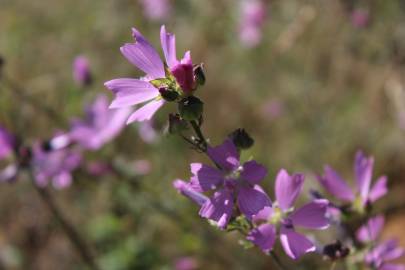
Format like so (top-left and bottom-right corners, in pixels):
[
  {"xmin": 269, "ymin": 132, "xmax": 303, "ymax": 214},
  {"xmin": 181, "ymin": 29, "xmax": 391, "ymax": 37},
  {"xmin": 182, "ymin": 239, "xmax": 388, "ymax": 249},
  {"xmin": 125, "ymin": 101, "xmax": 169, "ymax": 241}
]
[
  {"xmin": 199, "ymin": 189, "xmax": 234, "ymax": 229},
  {"xmin": 207, "ymin": 139, "xmax": 240, "ymax": 171},
  {"xmin": 354, "ymin": 151, "xmax": 374, "ymax": 202},
  {"xmin": 173, "ymin": 179, "xmax": 209, "ymax": 206},
  {"xmin": 289, "ymin": 199, "xmax": 330, "ymax": 229},
  {"xmin": 104, "ymin": 79, "xmax": 159, "ymax": 109},
  {"xmin": 356, "ymin": 215, "xmax": 384, "ymax": 243},
  {"xmin": 126, "ymin": 99, "xmax": 165, "ymax": 124},
  {"xmin": 240, "ymin": 160, "xmax": 268, "ymax": 185},
  {"xmin": 247, "ymin": 223, "xmax": 276, "ymax": 253},
  {"xmin": 237, "ymin": 186, "xmax": 271, "ymax": 219},
  {"xmin": 160, "ymin": 25, "xmax": 177, "ymax": 68},
  {"xmin": 120, "ymin": 28, "xmax": 165, "ymax": 79},
  {"xmin": 275, "ymin": 169, "xmax": 304, "ymax": 211},
  {"xmin": 368, "ymin": 176, "xmax": 388, "ymax": 203},
  {"xmin": 280, "ymin": 227, "xmax": 316, "ymax": 260},
  {"xmin": 318, "ymin": 165, "xmax": 355, "ymax": 202},
  {"xmin": 189, "ymin": 163, "xmax": 224, "ymax": 192}
]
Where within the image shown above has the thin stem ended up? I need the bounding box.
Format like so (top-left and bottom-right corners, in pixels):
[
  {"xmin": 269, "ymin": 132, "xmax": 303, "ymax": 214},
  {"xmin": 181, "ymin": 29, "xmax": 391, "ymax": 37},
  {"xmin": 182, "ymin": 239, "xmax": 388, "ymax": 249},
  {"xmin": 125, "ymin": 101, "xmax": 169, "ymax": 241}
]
[
  {"xmin": 189, "ymin": 120, "xmax": 207, "ymax": 151},
  {"xmin": 29, "ymin": 171, "xmax": 100, "ymax": 270},
  {"xmin": 270, "ymin": 251, "xmax": 288, "ymax": 270}
]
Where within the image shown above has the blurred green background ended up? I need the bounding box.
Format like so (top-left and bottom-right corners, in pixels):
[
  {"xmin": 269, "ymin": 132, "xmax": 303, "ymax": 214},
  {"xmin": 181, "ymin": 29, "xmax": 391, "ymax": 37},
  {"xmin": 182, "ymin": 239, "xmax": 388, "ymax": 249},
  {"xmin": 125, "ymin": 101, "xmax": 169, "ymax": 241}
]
[{"xmin": 1, "ymin": 0, "xmax": 405, "ymax": 269}]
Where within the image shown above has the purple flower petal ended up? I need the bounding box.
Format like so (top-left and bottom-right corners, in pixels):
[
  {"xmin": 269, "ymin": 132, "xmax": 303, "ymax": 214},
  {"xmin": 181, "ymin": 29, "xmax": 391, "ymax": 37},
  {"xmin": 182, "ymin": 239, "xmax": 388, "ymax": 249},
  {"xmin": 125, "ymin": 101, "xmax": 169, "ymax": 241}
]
[
  {"xmin": 237, "ymin": 186, "xmax": 271, "ymax": 219},
  {"xmin": 126, "ymin": 99, "xmax": 165, "ymax": 123},
  {"xmin": 120, "ymin": 28, "xmax": 165, "ymax": 79},
  {"xmin": 240, "ymin": 160, "xmax": 268, "ymax": 185},
  {"xmin": 369, "ymin": 176, "xmax": 388, "ymax": 203},
  {"xmin": 0, "ymin": 164, "xmax": 18, "ymax": 182},
  {"xmin": 199, "ymin": 189, "xmax": 234, "ymax": 229},
  {"xmin": 173, "ymin": 179, "xmax": 208, "ymax": 206},
  {"xmin": 381, "ymin": 240, "xmax": 405, "ymax": 261},
  {"xmin": 252, "ymin": 206, "xmax": 273, "ymax": 223},
  {"xmin": 280, "ymin": 227, "xmax": 316, "ymax": 259},
  {"xmin": 289, "ymin": 199, "xmax": 330, "ymax": 229},
  {"xmin": 207, "ymin": 139, "xmax": 240, "ymax": 171},
  {"xmin": 247, "ymin": 223, "xmax": 276, "ymax": 253},
  {"xmin": 319, "ymin": 165, "xmax": 355, "ymax": 202},
  {"xmin": 160, "ymin": 25, "xmax": 177, "ymax": 68},
  {"xmin": 52, "ymin": 171, "xmax": 72, "ymax": 189},
  {"xmin": 275, "ymin": 169, "xmax": 304, "ymax": 211},
  {"xmin": 380, "ymin": 264, "xmax": 405, "ymax": 270},
  {"xmin": 356, "ymin": 215, "xmax": 384, "ymax": 243},
  {"xmin": 189, "ymin": 163, "xmax": 224, "ymax": 192},
  {"xmin": 0, "ymin": 126, "xmax": 15, "ymax": 160},
  {"xmin": 354, "ymin": 151, "xmax": 374, "ymax": 202},
  {"xmin": 104, "ymin": 79, "xmax": 159, "ymax": 109}
]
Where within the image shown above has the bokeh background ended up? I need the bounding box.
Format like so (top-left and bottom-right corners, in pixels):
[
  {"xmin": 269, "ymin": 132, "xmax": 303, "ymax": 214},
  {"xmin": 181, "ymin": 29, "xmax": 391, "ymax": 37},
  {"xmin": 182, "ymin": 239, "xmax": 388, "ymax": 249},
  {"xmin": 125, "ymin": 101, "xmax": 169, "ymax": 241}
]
[{"xmin": 1, "ymin": 0, "xmax": 405, "ymax": 269}]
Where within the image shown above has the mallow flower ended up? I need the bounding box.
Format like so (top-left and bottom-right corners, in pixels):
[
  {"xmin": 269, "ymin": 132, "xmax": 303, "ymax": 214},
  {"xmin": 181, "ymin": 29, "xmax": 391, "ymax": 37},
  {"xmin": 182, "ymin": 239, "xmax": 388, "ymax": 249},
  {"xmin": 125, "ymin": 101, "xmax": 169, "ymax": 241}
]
[
  {"xmin": 140, "ymin": 0, "xmax": 171, "ymax": 22},
  {"xmin": 318, "ymin": 151, "xmax": 387, "ymax": 213},
  {"xmin": 73, "ymin": 55, "xmax": 92, "ymax": 87},
  {"xmin": 69, "ymin": 94, "xmax": 131, "ymax": 150},
  {"xmin": 239, "ymin": 0, "xmax": 267, "ymax": 47},
  {"xmin": 189, "ymin": 139, "xmax": 271, "ymax": 229},
  {"xmin": 356, "ymin": 216, "xmax": 405, "ymax": 270},
  {"xmin": 247, "ymin": 169, "xmax": 330, "ymax": 259},
  {"xmin": 104, "ymin": 25, "xmax": 196, "ymax": 123},
  {"xmin": 32, "ymin": 142, "xmax": 82, "ymax": 189}
]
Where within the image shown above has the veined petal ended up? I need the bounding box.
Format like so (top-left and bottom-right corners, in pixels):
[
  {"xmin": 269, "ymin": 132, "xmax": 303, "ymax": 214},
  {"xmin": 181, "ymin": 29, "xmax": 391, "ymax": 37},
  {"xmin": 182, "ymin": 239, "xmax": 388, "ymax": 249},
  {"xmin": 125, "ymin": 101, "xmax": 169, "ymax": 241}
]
[
  {"xmin": 356, "ymin": 215, "xmax": 384, "ymax": 243},
  {"xmin": 104, "ymin": 79, "xmax": 159, "ymax": 109},
  {"xmin": 247, "ymin": 223, "xmax": 276, "ymax": 253},
  {"xmin": 173, "ymin": 179, "xmax": 208, "ymax": 206},
  {"xmin": 199, "ymin": 189, "xmax": 234, "ymax": 229},
  {"xmin": 354, "ymin": 151, "xmax": 374, "ymax": 202},
  {"xmin": 160, "ymin": 25, "xmax": 177, "ymax": 68},
  {"xmin": 275, "ymin": 169, "xmax": 304, "ymax": 211},
  {"xmin": 241, "ymin": 160, "xmax": 268, "ymax": 185},
  {"xmin": 280, "ymin": 227, "xmax": 316, "ymax": 260},
  {"xmin": 237, "ymin": 186, "xmax": 271, "ymax": 219},
  {"xmin": 120, "ymin": 28, "xmax": 164, "ymax": 79},
  {"xmin": 207, "ymin": 139, "xmax": 240, "ymax": 171},
  {"xmin": 289, "ymin": 199, "xmax": 330, "ymax": 229},
  {"xmin": 126, "ymin": 99, "xmax": 165, "ymax": 124},
  {"xmin": 319, "ymin": 165, "xmax": 355, "ymax": 202},
  {"xmin": 369, "ymin": 176, "xmax": 388, "ymax": 203},
  {"xmin": 189, "ymin": 163, "xmax": 224, "ymax": 192}
]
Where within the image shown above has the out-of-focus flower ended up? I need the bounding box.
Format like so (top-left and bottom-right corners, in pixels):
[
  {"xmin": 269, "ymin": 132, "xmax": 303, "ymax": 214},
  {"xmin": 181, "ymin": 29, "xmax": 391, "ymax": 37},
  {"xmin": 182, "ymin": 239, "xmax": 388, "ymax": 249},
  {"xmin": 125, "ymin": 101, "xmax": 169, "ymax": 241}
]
[
  {"xmin": 105, "ymin": 25, "xmax": 196, "ymax": 123},
  {"xmin": 139, "ymin": 0, "xmax": 171, "ymax": 21},
  {"xmin": 32, "ymin": 143, "xmax": 81, "ymax": 189},
  {"xmin": 351, "ymin": 8, "xmax": 369, "ymax": 29},
  {"xmin": 190, "ymin": 139, "xmax": 271, "ymax": 229},
  {"xmin": 0, "ymin": 125, "xmax": 15, "ymax": 160},
  {"xmin": 247, "ymin": 169, "xmax": 329, "ymax": 259},
  {"xmin": 239, "ymin": 0, "xmax": 267, "ymax": 47},
  {"xmin": 133, "ymin": 159, "xmax": 152, "ymax": 175},
  {"xmin": 260, "ymin": 99, "xmax": 285, "ymax": 121},
  {"xmin": 173, "ymin": 179, "xmax": 208, "ymax": 206},
  {"xmin": 356, "ymin": 216, "xmax": 405, "ymax": 270},
  {"xmin": 317, "ymin": 151, "xmax": 387, "ymax": 213},
  {"xmin": 138, "ymin": 120, "xmax": 158, "ymax": 144},
  {"xmin": 73, "ymin": 56, "xmax": 92, "ymax": 87},
  {"xmin": 70, "ymin": 95, "xmax": 131, "ymax": 150},
  {"xmin": 86, "ymin": 161, "xmax": 112, "ymax": 176},
  {"xmin": 174, "ymin": 256, "xmax": 199, "ymax": 270}
]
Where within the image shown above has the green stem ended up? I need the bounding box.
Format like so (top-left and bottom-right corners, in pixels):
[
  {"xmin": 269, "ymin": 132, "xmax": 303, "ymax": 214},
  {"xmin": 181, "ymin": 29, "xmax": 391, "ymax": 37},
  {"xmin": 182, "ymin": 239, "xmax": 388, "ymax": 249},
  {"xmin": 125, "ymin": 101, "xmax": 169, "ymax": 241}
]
[
  {"xmin": 189, "ymin": 120, "xmax": 208, "ymax": 151},
  {"xmin": 29, "ymin": 171, "xmax": 100, "ymax": 270},
  {"xmin": 270, "ymin": 251, "xmax": 288, "ymax": 270}
]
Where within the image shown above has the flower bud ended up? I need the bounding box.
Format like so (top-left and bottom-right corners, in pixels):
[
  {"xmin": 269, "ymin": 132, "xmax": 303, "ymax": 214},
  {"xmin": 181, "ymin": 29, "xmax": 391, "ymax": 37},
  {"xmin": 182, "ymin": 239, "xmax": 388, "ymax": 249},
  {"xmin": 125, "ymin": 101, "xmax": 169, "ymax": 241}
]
[
  {"xmin": 323, "ymin": 241, "xmax": 350, "ymax": 261},
  {"xmin": 193, "ymin": 63, "xmax": 206, "ymax": 86},
  {"xmin": 168, "ymin": 113, "xmax": 188, "ymax": 134},
  {"xmin": 159, "ymin": 86, "xmax": 179, "ymax": 102},
  {"xmin": 228, "ymin": 128, "xmax": 254, "ymax": 150},
  {"xmin": 178, "ymin": 96, "xmax": 204, "ymax": 121}
]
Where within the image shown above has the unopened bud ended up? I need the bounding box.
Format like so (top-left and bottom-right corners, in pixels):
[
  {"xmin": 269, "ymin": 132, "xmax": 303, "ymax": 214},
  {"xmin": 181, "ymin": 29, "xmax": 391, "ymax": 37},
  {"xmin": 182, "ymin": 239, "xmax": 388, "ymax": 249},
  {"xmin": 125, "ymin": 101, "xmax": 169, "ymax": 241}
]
[
  {"xmin": 178, "ymin": 96, "xmax": 204, "ymax": 121},
  {"xmin": 193, "ymin": 63, "xmax": 206, "ymax": 86},
  {"xmin": 168, "ymin": 113, "xmax": 188, "ymax": 134},
  {"xmin": 228, "ymin": 128, "xmax": 254, "ymax": 150},
  {"xmin": 323, "ymin": 241, "xmax": 350, "ymax": 261},
  {"xmin": 159, "ymin": 87, "xmax": 179, "ymax": 102}
]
